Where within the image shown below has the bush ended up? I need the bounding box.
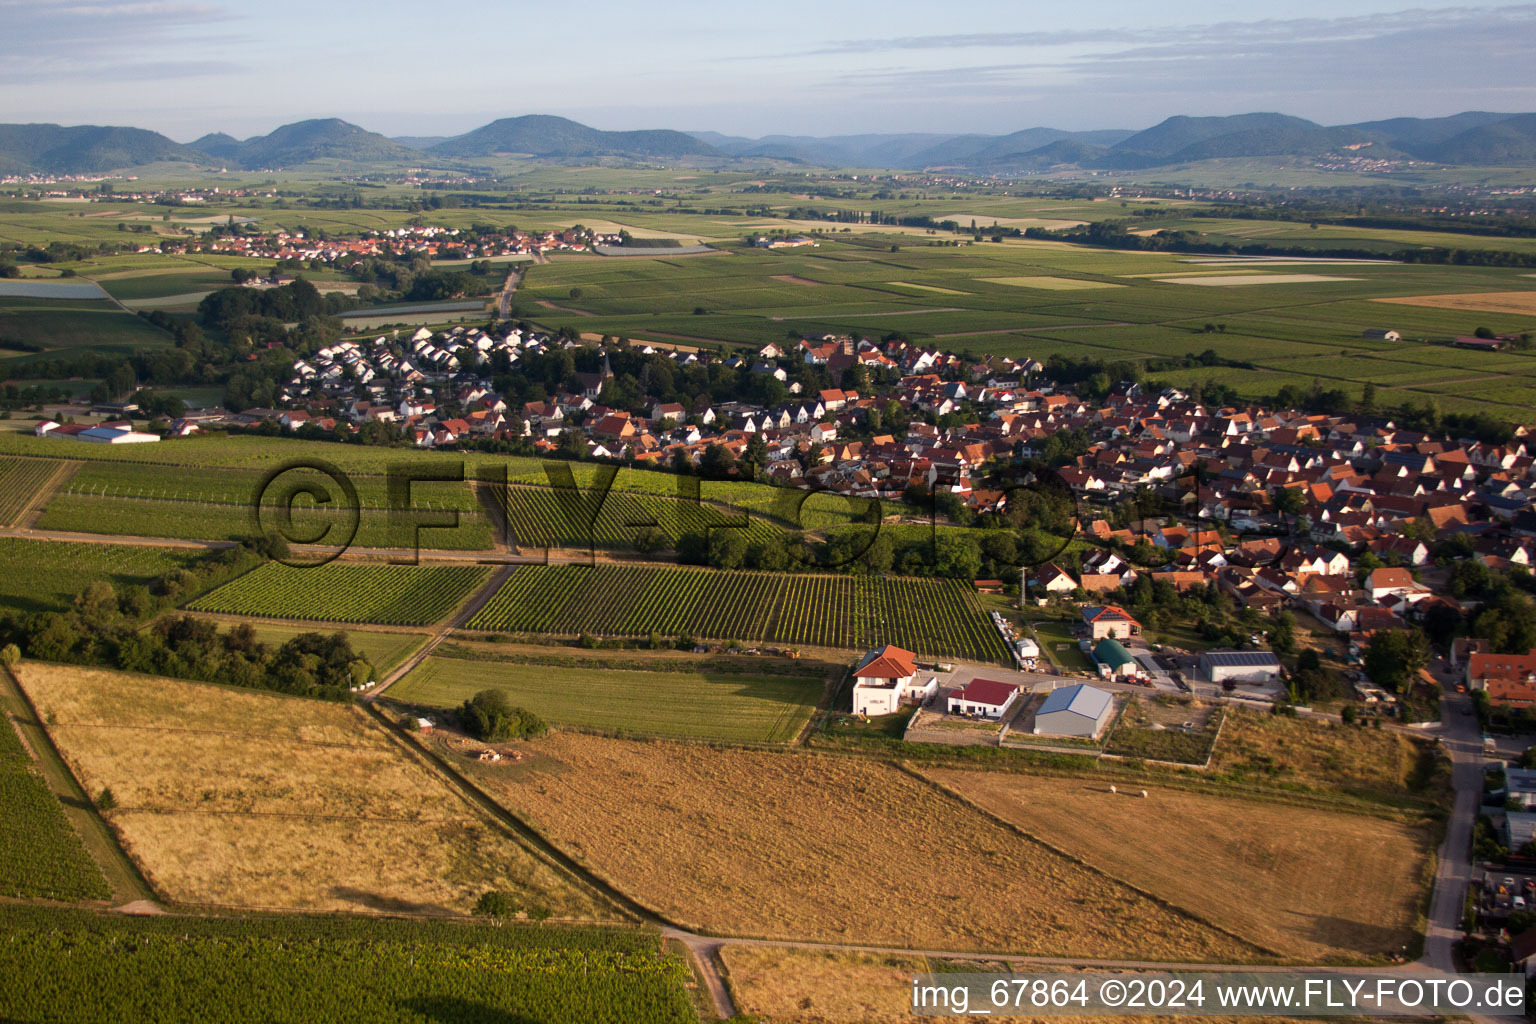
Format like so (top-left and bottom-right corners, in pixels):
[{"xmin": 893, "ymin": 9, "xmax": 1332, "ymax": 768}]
[{"xmin": 473, "ymin": 891, "xmax": 519, "ymax": 918}]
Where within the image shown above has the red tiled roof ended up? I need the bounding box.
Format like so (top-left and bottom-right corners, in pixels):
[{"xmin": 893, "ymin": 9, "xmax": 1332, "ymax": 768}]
[
  {"xmin": 951, "ymin": 678, "xmax": 1019, "ymax": 707},
  {"xmin": 856, "ymin": 644, "xmax": 917, "ymax": 680}
]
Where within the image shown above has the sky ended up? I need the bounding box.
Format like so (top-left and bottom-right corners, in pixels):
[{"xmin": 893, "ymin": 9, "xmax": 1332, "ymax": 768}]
[{"xmin": 2, "ymin": 0, "xmax": 1535, "ymax": 141}]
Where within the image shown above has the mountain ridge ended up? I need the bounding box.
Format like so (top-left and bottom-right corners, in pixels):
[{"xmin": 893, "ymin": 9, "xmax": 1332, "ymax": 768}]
[{"xmin": 3, "ymin": 110, "xmax": 1536, "ymax": 174}]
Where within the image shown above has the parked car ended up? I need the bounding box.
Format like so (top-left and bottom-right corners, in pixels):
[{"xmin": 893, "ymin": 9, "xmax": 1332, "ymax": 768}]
[{"xmin": 1515, "ymin": 896, "xmax": 1527, "ymax": 911}]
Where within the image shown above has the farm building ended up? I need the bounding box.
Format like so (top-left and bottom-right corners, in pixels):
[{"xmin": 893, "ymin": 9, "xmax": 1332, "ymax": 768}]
[
  {"xmin": 1363, "ymin": 329, "xmax": 1401, "ymax": 341},
  {"xmin": 1081, "ymin": 605, "xmax": 1140, "ymax": 640},
  {"xmin": 946, "ymin": 678, "xmax": 1021, "ymax": 719},
  {"xmin": 1033, "ymin": 683, "xmax": 1115, "ymax": 738},
  {"xmin": 850, "ymin": 644, "xmax": 935, "ymax": 716},
  {"xmin": 1093, "ymin": 638, "xmax": 1139, "ymax": 680},
  {"xmin": 1199, "ymin": 650, "xmax": 1283, "ymax": 684},
  {"xmin": 1453, "ymin": 336, "xmax": 1509, "ymax": 351}
]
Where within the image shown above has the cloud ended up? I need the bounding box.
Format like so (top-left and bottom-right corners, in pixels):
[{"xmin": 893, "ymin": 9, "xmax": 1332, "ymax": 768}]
[
  {"xmin": 0, "ymin": 0, "xmax": 239, "ymax": 82},
  {"xmin": 809, "ymin": 5, "xmax": 1536, "ymax": 57},
  {"xmin": 822, "ymin": 5, "xmax": 1536, "ymax": 119}
]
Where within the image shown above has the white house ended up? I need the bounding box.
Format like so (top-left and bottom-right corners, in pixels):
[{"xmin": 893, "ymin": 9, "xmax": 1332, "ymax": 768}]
[
  {"xmin": 946, "ymin": 678, "xmax": 1021, "ymax": 719},
  {"xmin": 850, "ymin": 645, "xmax": 935, "ymax": 716}
]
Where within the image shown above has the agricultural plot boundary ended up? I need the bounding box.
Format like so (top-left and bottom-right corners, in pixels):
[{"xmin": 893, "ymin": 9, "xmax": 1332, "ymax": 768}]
[{"xmin": 467, "ymin": 564, "xmax": 1010, "ymax": 663}]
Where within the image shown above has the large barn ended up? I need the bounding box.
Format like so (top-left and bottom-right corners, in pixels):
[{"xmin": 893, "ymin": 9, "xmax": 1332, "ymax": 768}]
[{"xmin": 1033, "ymin": 683, "xmax": 1114, "ymax": 738}]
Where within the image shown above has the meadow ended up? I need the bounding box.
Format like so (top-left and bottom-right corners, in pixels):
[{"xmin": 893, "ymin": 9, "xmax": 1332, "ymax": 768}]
[
  {"xmin": 467, "ymin": 563, "xmax": 1010, "ymax": 662},
  {"xmin": 391, "ymin": 647, "xmax": 821, "ymax": 743},
  {"xmin": 925, "ymin": 769, "xmax": 1431, "ymax": 962},
  {"xmin": 1209, "ymin": 707, "xmax": 1448, "ymax": 806},
  {"xmin": 0, "ymin": 711, "xmax": 110, "ymax": 901},
  {"xmin": 0, "ymin": 904, "xmax": 695, "ymax": 1024},
  {"xmin": 14, "ymin": 663, "xmax": 612, "ymax": 919},
  {"xmin": 187, "ymin": 562, "xmax": 493, "ymax": 625},
  {"xmin": 470, "ymin": 730, "xmax": 1261, "ymax": 960}
]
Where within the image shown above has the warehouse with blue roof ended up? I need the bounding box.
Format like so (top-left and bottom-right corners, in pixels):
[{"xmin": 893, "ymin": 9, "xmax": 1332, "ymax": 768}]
[{"xmin": 1033, "ymin": 683, "xmax": 1115, "ymax": 738}]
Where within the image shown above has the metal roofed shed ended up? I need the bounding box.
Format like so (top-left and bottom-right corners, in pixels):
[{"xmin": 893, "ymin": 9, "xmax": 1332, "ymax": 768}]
[
  {"xmin": 1033, "ymin": 683, "xmax": 1115, "ymax": 738},
  {"xmin": 1093, "ymin": 637, "xmax": 1139, "ymax": 679},
  {"xmin": 1199, "ymin": 649, "xmax": 1283, "ymax": 684}
]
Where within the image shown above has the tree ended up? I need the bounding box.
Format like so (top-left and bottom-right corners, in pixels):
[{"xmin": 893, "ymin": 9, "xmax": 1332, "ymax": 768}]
[
  {"xmin": 708, "ymin": 528, "xmax": 749, "ymax": 570},
  {"xmin": 0, "ymin": 643, "xmax": 18, "ymax": 668},
  {"xmin": 1268, "ymin": 611, "xmax": 1296, "ymax": 658},
  {"xmin": 1363, "ymin": 629, "xmax": 1431, "ymax": 693},
  {"xmin": 699, "ymin": 443, "xmax": 737, "ymax": 480},
  {"xmin": 631, "ymin": 525, "xmax": 669, "ymax": 555},
  {"xmin": 459, "ymin": 689, "xmax": 546, "ymax": 741}
]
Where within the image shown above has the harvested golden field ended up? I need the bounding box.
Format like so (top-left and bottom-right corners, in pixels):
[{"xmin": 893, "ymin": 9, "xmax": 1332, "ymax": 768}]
[
  {"xmin": 14, "ymin": 664, "xmax": 609, "ymax": 919},
  {"xmin": 1209, "ymin": 708, "xmax": 1447, "ymax": 804},
  {"xmin": 720, "ymin": 946, "xmax": 1308, "ymax": 1024},
  {"xmin": 1373, "ymin": 290, "xmax": 1536, "ymax": 315},
  {"xmin": 470, "ymin": 732, "xmax": 1259, "ymax": 959},
  {"xmin": 925, "ymin": 770, "xmax": 1431, "ymax": 961}
]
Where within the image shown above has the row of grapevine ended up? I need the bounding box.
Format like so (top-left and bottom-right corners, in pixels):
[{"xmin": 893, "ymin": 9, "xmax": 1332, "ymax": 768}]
[
  {"xmin": 187, "ymin": 563, "xmax": 494, "ymax": 625},
  {"xmin": 0, "ymin": 716, "xmax": 110, "ymax": 901},
  {"xmin": 468, "ymin": 564, "xmax": 1010, "ymax": 663},
  {"xmin": 0, "ymin": 456, "xmax": 68, "ymax": 527},
  {"xmin": 493, "ymin": 485, "xmax": 780, "ymax": 550},
  {"xmin": 36, "ymin": 494, "xmax": 495, "ymax": 551}
]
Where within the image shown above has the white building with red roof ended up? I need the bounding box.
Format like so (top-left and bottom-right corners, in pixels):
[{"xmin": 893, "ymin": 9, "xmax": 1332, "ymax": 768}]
[
  {"xmin": 850, "ymin": 645, "xmax": 934, "ymax": 716},
  {"xmin": 946, "ymin": 678, "xmax": 1021, "ymax": 719}
]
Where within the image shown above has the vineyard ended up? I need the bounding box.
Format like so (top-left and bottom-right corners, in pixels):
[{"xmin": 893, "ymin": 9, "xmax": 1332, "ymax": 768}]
[
  {"xmin": 0, "ymin": 456, "xmax": 73, "ymax": 527},
  {"xmin": 42, "ymin": 462, "xmax": 495, "ymax": 550},
  {"xmin": 0, "ymin": 905, "xmax": 695, "ymax": 1024},
  {"xmin": 0, "ymin": 538, "xmax": 196, "ymax": 615},
  {"xmin": 0, "ymin": 714, "xmax": 110, "ymax": 901},
  {"xmin": 188, "ymin": 562, "xmax": 494, "ymax": 625},
  {"xmin": 467, "ymin": 564, "xmax": 1010, "ymax": 662},
  {"xmin": 491, "ymin": 483, "xmax": 781, "ymax": 549}
]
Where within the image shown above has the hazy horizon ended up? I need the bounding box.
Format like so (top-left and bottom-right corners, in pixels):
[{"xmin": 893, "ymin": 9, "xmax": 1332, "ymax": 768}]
[{"xmin": 3, "ymin": 0, "xmax": 1535, "ymax": 142}]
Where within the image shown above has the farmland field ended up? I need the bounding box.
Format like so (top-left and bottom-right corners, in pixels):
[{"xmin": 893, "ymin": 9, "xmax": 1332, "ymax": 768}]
[
  {"xmin": 187, "ymin": 562, "xmax": 493, "ymax": 625},
  {"xmin": 0, "ymin": 711, "xmax": 110, "ymax": 901},
  {"xmin": 391, "ymin": 647, "xmax": 821, "ymax": 742},
  {"xmin": 467, "ymin": 563, "xmax": 1010, "ymax": 662},
  {"xmin": 0, "ymin": 904, "xmax": 694, "ymax": 1024},
  {"xmin": 925, "ymin": 769, "xmax": 1431, "ymax": 961},
  {"xmin": 468, "ymin": 731, "xmax": 1260, "ymax": 959},
  {"xmin": 14, "ymin": 663, "xmax": 611, "ymax": 918},
  {"xmin": 0, "ymin": 537, "xmax": 197, "ymax": 615}
]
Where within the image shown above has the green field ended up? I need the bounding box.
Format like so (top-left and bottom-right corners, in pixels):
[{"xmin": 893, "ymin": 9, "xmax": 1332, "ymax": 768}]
[
  {"xmin": 0, "ymin": 904, "xmax": 693, "ymax": 1024},
  {"xmin": 467, "ymin": 563, "xmax": 1010, "ymax": 663},
  {"xmin": 187, "ymin": 562, "xmax": 493, "ymax": 625},
  {"xmin": 0, "ymin": 537, "xmax": 197, "ymax": 615},
  {"xmin": 0, "ymin": 715, "xmax": 110, "ymax": 901},
  {"xmin": 0, "ymin": 304, "xmax": 172, "ymax": 358},
  {"xmin": 393, "ymin": 650, "xmax": 820, "ymax": 742}
]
